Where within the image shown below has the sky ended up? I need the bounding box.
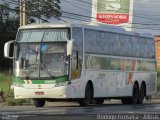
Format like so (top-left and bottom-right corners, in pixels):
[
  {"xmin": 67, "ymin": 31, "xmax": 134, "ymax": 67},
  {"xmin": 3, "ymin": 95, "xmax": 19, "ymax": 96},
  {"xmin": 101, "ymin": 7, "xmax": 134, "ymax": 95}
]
[
  {"xmin": 132, "ymin": 0, "xmax": 160, "ymax": 35},
  {"xmin": 58, "ymin": 0, "xmax": 160, "ymax": 35},
  {"xmin": 0, "ymin": 0, "xmax": 160, "ymax": 35}
]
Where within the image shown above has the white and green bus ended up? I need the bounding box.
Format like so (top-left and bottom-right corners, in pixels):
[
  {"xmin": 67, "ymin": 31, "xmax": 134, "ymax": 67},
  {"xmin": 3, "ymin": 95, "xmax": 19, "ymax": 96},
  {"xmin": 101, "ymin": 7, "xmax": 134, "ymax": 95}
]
[{"xmin": 4, "ymin": 22, "xmax": 157, "ymax": 107}]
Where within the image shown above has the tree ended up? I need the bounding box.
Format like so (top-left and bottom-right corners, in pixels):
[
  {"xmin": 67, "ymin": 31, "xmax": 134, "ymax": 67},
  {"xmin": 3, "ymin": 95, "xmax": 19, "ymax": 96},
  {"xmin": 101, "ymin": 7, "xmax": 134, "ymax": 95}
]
[
  {"xmin": 0, "ymin": 3, "xmax": 19, "ymax": 70},
  {"xmin": 26, "ymin": 0, "xmax": 61, "ymax": 20},
  {"xmin": 14, "ymin": 0, "xmax": 62, "ymax": 23},
  {"xmin": 0, "ymin": 2, "xmax": 19, "ymax": 37}
]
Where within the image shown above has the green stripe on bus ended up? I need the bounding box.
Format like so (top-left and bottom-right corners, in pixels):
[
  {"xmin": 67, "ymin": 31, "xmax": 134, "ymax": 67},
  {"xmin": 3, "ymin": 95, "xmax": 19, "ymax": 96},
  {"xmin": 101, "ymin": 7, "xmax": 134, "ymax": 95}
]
[{"xmin": 13, "ymin": 76, "xmax": 69, "ymax": 84}]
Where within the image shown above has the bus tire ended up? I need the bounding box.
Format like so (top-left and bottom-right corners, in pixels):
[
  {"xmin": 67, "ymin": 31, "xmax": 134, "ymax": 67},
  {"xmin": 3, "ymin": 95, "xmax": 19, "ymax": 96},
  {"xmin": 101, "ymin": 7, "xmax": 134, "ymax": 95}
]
[
  {"xmin": 137, "ymin": 84, "xmax": 145, "ymax": 104},
  {"xmin": 130, "ymin": 83, "xmax": 139, "ymax": 104},
  {"xmin": 33, "ymin": 99, "xmax": 45, "ymax": 107},
  {"xmin": 79, "ymin": 83, "xmax": 93, "ymax": 106},
  {"xmin": 94, "ymin": 99, "xmax": 104, "ymax": 104},
  {"xmin": 121, "ymin": 84, "xmax": 139, "ymax": 104}
]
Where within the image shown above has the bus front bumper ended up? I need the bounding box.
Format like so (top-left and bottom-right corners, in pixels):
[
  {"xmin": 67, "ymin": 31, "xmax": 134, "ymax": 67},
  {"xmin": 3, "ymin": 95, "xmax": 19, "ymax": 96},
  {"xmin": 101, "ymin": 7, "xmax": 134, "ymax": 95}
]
[{"xmin": 13, "ymin": 85, "xmax": 75, "ymax": 99}]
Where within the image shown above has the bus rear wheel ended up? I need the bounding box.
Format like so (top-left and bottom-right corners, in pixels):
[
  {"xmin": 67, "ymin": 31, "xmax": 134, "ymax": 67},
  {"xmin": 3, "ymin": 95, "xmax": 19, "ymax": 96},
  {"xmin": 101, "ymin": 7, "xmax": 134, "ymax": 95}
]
[
  {"xmin": 33, "ymin": 99, "xmax": 45, "ymax": 107},
  {"xmin": 137, "ymin": 84, "xmax": 145, "ymax": 104},
  {"xmin": 121, "ymin": 83, "xmax": 139, "ymax": 104},
  {"xmin": 79, "ymin": 83, "xmax": 93, "ymax": 106}
]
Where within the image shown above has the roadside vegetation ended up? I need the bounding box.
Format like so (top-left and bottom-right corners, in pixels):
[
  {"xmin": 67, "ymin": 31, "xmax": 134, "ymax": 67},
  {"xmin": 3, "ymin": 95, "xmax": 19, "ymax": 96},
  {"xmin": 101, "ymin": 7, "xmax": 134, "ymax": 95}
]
[
  {"xmin": 0, "ymin": 72, "xmax": 30, "ymax": 106},
  {"xmin": 0, "ymin": 72, "xmax": 11, "ymax": 94}
]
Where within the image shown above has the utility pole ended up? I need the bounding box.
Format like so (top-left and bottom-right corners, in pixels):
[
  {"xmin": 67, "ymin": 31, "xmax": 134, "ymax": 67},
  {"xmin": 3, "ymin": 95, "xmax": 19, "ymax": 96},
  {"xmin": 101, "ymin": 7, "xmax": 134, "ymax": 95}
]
[{"xmin": 20, "ymin": 0, "xmax": 26, "ymax": 26}]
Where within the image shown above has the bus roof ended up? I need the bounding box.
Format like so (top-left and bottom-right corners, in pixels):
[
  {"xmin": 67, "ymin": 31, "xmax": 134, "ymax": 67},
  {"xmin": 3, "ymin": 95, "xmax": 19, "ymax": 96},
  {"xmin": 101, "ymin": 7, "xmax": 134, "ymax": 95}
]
[
  {"xmin": 19, "ymin": 23, "xmax": 71, "ymax": 29},
  {"xmin": 19, "ymin": 22, "xmax": 153, "ymax": 38}
]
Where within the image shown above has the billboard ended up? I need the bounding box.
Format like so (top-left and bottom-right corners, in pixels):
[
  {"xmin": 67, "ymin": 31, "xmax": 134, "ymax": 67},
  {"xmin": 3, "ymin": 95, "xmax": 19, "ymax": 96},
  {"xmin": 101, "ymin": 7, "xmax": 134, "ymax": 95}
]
[{"xmin": 92, "ymin": 0, "xmax": 132, "ymax": 26}]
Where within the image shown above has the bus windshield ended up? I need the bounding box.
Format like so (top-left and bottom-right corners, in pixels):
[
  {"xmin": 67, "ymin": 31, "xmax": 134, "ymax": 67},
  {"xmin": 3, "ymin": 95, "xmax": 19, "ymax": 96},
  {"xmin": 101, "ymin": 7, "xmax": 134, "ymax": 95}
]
[
  {"xmin": 17, "ymin": 29, "xmax": 69, "ymax": 42},
  {"xmin": 13, "ymin": 28, "xmax": 69, "ymax": 79}
]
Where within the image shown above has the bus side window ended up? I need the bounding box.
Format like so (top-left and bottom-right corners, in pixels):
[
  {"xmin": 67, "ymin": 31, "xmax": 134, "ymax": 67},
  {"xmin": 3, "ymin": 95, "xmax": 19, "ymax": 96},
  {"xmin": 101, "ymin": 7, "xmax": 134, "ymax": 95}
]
[{"xmin": 71, "ymin": 27, "xmax": 83, "ymax": 80}]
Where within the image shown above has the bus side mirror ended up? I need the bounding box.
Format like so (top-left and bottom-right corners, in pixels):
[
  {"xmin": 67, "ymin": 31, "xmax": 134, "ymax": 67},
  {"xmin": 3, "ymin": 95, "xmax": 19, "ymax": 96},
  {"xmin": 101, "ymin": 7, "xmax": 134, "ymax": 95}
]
[
  {"xmin": 4, "ymin": 40, "xmax": 15, "ymax": 59},
  {"xmin": 67, "ymin": 40, "xmax": 73, "ymax": 56}
]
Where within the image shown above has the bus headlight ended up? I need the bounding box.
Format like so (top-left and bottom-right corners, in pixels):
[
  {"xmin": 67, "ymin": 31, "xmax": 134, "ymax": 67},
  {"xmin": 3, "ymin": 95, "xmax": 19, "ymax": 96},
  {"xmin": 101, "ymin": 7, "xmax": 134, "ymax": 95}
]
[{"xmin": 55, "ymin": 81, "xmax": 71, "ymax": 87}]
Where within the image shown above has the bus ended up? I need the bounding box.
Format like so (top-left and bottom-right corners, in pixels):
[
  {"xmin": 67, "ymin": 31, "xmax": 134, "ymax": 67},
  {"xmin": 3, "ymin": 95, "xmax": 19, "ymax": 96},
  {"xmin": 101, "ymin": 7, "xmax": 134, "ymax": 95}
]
[{"xmin": 4, "ymin": 22, "xmax": 157, "ymax": 107}]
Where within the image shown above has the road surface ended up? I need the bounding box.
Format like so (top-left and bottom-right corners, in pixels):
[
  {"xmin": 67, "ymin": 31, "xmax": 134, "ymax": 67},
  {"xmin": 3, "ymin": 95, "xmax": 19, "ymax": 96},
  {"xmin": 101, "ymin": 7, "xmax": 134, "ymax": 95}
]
[{"xmin": 0, "ymin": 100, "xmax": 160, "ymax": 120}]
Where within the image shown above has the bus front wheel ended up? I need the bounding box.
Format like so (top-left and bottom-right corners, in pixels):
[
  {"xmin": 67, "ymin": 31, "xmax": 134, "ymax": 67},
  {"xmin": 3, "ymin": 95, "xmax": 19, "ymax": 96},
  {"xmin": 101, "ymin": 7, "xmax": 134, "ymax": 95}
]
[
  {"xmin": 137, "ymin": 84, "xmax": 145, "ymax": 104},
  {"xmin": 79, "ymin": 83, "xmax": 93, "ymax": 106},
  {"xmin": 33, "ymin": 99, "xmax": 45, "ymax": 107}
]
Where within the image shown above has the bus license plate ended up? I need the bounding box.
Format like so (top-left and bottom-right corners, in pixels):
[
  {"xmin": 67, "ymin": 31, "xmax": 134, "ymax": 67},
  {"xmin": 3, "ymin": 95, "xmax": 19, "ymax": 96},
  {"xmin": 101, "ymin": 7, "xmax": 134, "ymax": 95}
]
[{"xmin": 35, "ymin": 92, "xmax": 44, "ymax": 95}]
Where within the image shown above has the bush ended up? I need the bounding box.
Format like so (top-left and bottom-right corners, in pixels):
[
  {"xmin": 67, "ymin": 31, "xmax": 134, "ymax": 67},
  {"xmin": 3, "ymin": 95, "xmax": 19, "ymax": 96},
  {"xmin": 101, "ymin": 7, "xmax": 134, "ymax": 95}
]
[
  {"xmin": 0, "ymin": 72, "xmax": 31, "ymax": 106},
  {"xmin": 4, "ymin": 92, "xmax": 31, "ymax": 106},
  {"xmin": 157, "ymin": 68, "xmax": 160, "ymax": 77},
  {"xmin": 0, "ymin": 72, "xmax": 11, "ymax": 94}
]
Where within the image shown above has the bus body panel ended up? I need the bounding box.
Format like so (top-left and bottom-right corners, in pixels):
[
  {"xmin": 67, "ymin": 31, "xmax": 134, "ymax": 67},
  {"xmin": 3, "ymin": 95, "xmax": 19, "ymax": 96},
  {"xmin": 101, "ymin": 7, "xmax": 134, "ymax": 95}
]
[
  {"xmin": 5, "ymin": 23, "xmax": 156, "ymax": 102},
  {"xmin": 83, "ymin": 70, "xmax": 156, "ymax": 98}
]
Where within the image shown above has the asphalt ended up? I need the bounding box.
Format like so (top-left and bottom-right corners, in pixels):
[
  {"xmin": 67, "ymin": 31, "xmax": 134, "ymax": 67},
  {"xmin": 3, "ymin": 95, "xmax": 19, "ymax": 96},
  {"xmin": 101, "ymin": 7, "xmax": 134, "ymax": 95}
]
[{"xmin": 0, "ymin": 100, "xmax": 160, "ymax": 120}]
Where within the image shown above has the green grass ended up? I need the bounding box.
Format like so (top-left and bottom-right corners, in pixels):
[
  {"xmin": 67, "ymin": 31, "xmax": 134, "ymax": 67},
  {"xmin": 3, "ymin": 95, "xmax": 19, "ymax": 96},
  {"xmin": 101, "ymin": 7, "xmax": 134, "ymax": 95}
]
[
  {"xmin": 0, "ymin": 72, "xmax": 12, "ymax": 94},
  {"xmin": 0, "ymin": 72, "xmax": 31, "ymax": 105}
]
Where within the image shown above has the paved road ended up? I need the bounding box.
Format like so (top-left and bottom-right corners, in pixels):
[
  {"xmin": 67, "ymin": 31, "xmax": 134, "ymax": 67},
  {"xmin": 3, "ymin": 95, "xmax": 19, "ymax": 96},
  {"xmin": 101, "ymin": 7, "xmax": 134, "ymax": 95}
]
[{"xmin": 0, "ymin": 100, "xmax": 160, "ymax": 120}]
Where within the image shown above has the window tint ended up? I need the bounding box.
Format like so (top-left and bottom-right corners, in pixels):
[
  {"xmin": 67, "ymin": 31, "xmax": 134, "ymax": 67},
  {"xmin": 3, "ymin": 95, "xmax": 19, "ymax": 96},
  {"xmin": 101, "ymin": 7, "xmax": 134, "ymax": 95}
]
[
  {"xmin": 97, "ymin": 32, "xmax": 110, "ymax": 54},
  {"xmin": 72, "ymin": 27, "xmax": 83, "ymax": 54},
  {"xmin": 43, "ymin": 29, "xmax": 69, "ymax": 42},
  {"xmin": 17, "ymin": 29, "xmax": 69, "ymax": 43},
  {"xmin": 85, "ymin": 29, "xmax": 111, "ymax": 55},
  {"xmin": 131, "ymin": 37, "xmax": 140, "ymax": 57},
  {"xmin": 119, "ymin": 35, "xmax": 131, "ymax": 56},
  {"xmin": 150, "ymin": 40, "xmax": 155, "ymax": 58},
  {"xmin": 109, "ymin": 33, "xmax": 120, "ymax": 56},
  {"xmin": 139, "ymin": 38, "xmax": 145, "ymax": 58},
  {"xmin": 84, "ymin": 29, "xmax": 155, "ymax": 59},
  {"xmin": 85, "ymin": 29, "xmax": 98, "ymax": 53}
]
